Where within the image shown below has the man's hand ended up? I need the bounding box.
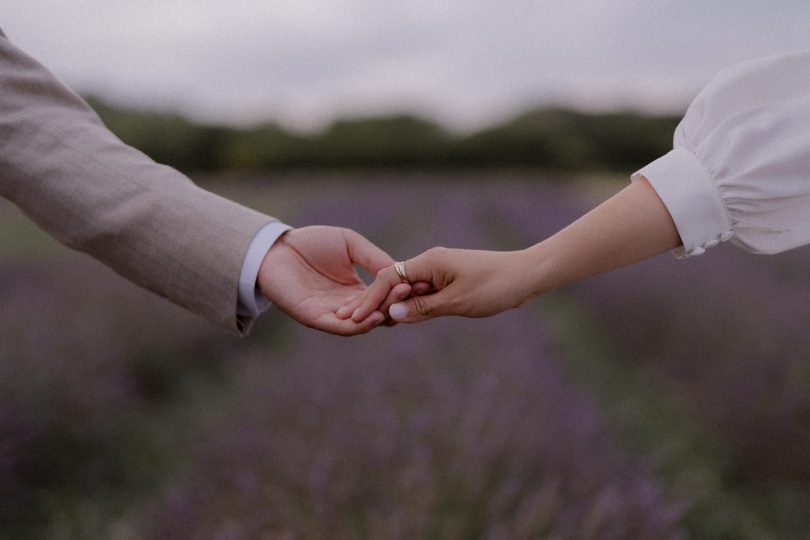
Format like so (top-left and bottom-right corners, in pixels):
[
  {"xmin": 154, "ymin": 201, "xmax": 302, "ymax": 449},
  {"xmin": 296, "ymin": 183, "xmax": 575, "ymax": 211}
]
[{"xmin": 258, "ymin": 226, "xmax": 412, "ymax": 336}]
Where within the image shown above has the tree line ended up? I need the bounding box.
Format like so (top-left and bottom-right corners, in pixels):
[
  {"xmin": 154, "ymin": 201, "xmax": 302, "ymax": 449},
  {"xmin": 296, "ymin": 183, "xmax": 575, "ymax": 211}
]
[{"xmin": 87, "ymin": 97, "xmax": 681, "ymax": 173}]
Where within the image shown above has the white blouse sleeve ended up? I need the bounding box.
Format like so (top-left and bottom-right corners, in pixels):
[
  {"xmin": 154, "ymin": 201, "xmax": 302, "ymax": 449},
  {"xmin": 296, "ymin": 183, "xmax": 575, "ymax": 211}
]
[{"xmin": 632, "ymin": 51, "xmax": 810, "ymax": 258}]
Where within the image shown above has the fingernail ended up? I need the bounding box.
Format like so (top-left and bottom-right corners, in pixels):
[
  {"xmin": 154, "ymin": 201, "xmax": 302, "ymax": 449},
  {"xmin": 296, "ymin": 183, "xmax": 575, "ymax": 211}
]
[
  {"xmin": 351, "ymin": 308, "xmax": 363, "ymax": 322},
  {"xmin": 372, "ymin": 312, "xmax": 385, "ymax": 326},
  {"xmin": 336, "ymin": 306, "xmax": 351, "ymax": 317},
  {"xmin": 389, "ymin": 303, "xmax": 408, "ymax": 322},
  {"xmin": 398, "ymin": 289, "xmax": 410, "ymax": 301}
]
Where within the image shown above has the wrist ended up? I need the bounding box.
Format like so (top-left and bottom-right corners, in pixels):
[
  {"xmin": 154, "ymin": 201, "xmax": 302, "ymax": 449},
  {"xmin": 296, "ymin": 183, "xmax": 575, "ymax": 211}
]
[
  {"xmin": 519, "ymin": 241, "xmax": 562, "ymax": 300},
  {"xmin": 238, "ymin": 222, "xmax": 293, "ymax": 318},
  {"xmin": 256, "ymin": 229, "xmax": 296, "ymax": 304}
]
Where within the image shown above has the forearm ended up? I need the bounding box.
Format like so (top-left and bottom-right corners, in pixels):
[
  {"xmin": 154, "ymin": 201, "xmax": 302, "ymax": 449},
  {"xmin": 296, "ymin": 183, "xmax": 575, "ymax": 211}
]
[
  {"xmin": 524, "ymin": 176, "xmax": 681, "ymax": 297},
  {"xmin": 0, "ymin": 33, "xmax": 274, "ymax": 334},
  {"xmin": 346, "ymin": 177, "xmax": 681, "ymax": 324}
]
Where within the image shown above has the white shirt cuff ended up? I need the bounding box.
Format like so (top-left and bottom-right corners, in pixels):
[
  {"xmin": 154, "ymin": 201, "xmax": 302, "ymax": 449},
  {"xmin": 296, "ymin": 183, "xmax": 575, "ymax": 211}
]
[
  {"xmin": 237, "ymin": 221, "xmax": 294, "ymax": 318},
  {"xmin": 632, "ymin": 148, "xmax": 734, "ymax": 258}
]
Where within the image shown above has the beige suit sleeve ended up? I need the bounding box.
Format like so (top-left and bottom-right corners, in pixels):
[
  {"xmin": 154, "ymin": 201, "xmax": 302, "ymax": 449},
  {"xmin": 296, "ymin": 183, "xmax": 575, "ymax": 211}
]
[{"xmin": 0, "ymin": 32, "xmax": 276, "ymax": 335}]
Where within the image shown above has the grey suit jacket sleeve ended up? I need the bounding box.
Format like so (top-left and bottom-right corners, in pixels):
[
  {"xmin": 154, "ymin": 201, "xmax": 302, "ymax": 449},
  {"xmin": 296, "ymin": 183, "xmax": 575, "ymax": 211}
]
[{"xmin": 0, "ymin": 31, "xmax": 277, "ymax": 335}]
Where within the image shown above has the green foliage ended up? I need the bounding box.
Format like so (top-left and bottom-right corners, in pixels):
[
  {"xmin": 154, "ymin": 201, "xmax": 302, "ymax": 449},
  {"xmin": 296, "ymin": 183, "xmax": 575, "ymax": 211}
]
[
  {"xmin": 221, "ymin": 123, "xmax": 307, "ymax": 169},
  {"xmin": 86, "ymin": 97, "xmax": 231, "ymax": 171},
  {"xmin": 86, "ymin": 96, "xmax": 680, "ymax": 173},
  {"xmin": 458, "ymin": 108, "xmax": 679, "ymax": 170},
  {"xmin": 310, "ymin": 115, "xmax": 451, "ymax": 167}
]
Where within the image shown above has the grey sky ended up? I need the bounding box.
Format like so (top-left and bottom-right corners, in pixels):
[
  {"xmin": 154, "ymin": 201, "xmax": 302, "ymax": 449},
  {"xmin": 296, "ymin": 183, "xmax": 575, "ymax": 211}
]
[{"xmin": 2, "ymin": 1, "xmax": 808, "ymax": 131}]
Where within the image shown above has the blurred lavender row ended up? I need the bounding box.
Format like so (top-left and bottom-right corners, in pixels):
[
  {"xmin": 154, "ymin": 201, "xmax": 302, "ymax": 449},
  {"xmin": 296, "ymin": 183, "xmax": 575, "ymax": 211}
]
[
  {"xmin": 145, "ymin": 303, "xmax": 682, "ymax": 540},
  {"xmin": 137, "ymin": 176, "xmax": 683, "ymax": 538},
  {"xmin": 2, "ymin": 173, "xmax": 807, "ymax": 538},
  {"xmin": 0, "ymin": 258, "xmax": 251, "ymax": 534},
  {"xmin": 494, "ymin": 178, "xmax": 810, "ymax": 532},
  {"xmin": 498, "ymin": 183, "xmax": 810, "ymax": 483}
]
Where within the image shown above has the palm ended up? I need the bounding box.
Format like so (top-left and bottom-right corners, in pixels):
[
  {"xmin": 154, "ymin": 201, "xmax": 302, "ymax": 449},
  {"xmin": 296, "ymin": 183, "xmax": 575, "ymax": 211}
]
[{"xmin": 258, "ymin": 226, "xmax": 393, "ymax": 335}]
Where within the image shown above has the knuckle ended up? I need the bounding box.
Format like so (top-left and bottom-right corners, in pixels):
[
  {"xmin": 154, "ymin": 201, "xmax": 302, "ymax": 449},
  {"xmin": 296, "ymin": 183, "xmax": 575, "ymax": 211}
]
[
  {"xmin": 424, "ymin": 246, "xmax": 447, "ymax": 263},
  {"xmin": 345, "ymin": 228, "xmax": 364, "ymax": 243},
  {"xmin": 412, "ymin": 296, "xmax": 431, "ymax": 317},
  {"xmin": 446, "ymin": 295, "xmax": 465, "ymax": 315}
]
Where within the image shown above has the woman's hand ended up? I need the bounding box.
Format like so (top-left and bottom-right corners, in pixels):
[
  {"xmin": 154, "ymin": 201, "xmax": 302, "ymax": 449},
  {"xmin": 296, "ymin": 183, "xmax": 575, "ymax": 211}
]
[
  {"xmin": 336, "ymin": 177, "xmax": 682, "ymax": 326},
  {"xmin": 337, "ymin": 247, "xmax": 539, "ymax": 324}
]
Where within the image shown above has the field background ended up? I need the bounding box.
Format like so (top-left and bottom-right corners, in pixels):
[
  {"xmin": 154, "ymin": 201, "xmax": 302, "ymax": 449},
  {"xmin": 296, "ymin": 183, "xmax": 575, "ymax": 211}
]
[{"xmin": 2, "ymin": 169, "xmax": 810, "ymax": 539}]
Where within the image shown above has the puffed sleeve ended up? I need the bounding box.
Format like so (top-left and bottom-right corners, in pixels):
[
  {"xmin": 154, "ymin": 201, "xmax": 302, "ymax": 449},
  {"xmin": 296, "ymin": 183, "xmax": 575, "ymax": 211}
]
[{"xmin": 632, "ymin": 51, "xmax": 810, "ymax": 257}]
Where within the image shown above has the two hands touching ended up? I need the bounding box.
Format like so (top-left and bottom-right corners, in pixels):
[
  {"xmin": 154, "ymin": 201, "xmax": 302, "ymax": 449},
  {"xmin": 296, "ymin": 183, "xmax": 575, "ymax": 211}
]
[
  {"xmin": 257, "ymin": 225, "xmax": 524, "ymax": 336},
  {"xmin": 258, "ymin": 226, "xmax": 430, "ymax": 336},
  {"xmin": 257, "ymin": 226, "xmax": 406, "ymax": 336},
  {"xmin": 258, "ymin": 178, "xmax": 682, "ymax": 336}
]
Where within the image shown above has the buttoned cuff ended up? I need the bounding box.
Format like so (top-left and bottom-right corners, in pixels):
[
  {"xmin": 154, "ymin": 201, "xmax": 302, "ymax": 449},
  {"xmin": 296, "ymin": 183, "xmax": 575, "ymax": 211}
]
[
  {"xmin": 632, "ymin": 148, "xmax": 734, "ymax": 258},
  {"xmin": 237, "ymin": 221, "xmax": 294, "ymax": 319}
]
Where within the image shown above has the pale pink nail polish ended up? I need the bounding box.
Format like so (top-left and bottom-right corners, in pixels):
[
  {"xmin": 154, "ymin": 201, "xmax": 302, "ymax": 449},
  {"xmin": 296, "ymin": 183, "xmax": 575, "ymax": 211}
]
[{"xmin": 389, "ymin": 303, "xmax": 408, "ymax": 321}]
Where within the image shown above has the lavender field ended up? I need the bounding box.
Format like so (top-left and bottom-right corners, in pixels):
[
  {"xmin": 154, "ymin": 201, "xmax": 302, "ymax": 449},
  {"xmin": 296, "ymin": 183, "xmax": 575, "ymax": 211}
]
[{"xmin": 1, "ymin": 172, "xmax": 809, "ymax": 539}]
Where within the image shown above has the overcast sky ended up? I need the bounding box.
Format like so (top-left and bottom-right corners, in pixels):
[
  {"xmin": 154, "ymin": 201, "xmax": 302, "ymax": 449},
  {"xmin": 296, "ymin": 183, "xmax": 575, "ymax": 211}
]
[{"xmin": 2, "ymin": 1, "xmax": 808, "ymax": 131}]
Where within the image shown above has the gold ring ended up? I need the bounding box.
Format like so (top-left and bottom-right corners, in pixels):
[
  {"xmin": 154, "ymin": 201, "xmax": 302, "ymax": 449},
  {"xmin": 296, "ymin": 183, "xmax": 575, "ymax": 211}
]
[{"xmin": 394, "ymin": 261, "xmax": 409, "ymax": 283}]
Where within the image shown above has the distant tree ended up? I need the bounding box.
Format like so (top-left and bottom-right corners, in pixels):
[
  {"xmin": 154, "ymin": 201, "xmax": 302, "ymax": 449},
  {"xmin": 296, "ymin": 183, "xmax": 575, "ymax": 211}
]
[
  {"xmin": 310, "ymin": 115, "xmax": 452, "ymax": 167},
  {"xmin": 85, "ymin": 96, "xmax": 682, "ymax": 174},
  {"xmin": 86, "ymin": 96, "xmax": 231, "ymax": 171},
  {"xmin": 220, "ymin": 124, "xmax": 309, "ymax": 170},
  {"xmin": 455, "ymin": 108, "xmax": 679, "ymax": 171}
]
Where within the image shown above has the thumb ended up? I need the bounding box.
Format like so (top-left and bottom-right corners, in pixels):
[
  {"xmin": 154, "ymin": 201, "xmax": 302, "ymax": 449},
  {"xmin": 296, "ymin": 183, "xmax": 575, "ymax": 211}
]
[
  {"xmin": 346, "ymin": 246, "xmax": 452, "ymax": 324},
  {"xmin": 387, "ymin": 247, "xmax": 456, "ymax": 323},
  {"xmin": 344, "ymin": 229, "xmax": 394, "ymax": 274},
  {"xmin": 388, "ymin": 289, "xmax": 450, "ymax": 323}
]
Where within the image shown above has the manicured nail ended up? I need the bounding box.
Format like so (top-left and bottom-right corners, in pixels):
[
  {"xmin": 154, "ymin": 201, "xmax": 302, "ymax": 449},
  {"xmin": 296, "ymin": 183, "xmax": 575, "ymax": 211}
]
[
  {"xmin": 351, "ymin": 308, "xmax": 363, "ymax": 322},
  {"xmin": 336, "ymin": 306, "xmax": 352, "ymax": 318},
  {"xmin": 389, "ymin": 303, "xmax": 408, "ymax": 322},
  {"xmin": 371, "ymin": 312, "xmax": 385, "ymax": 326}
]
